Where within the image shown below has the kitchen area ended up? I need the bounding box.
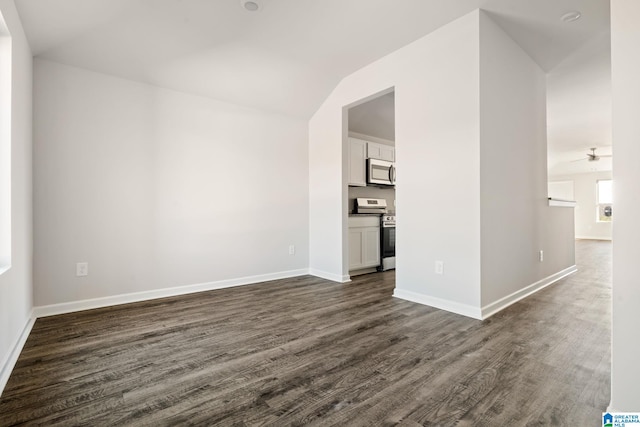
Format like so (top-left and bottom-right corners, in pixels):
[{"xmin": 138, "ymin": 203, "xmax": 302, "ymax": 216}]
[{"xmin": 346, "ymin": 90, "xmax": 396, "ymax": 276}]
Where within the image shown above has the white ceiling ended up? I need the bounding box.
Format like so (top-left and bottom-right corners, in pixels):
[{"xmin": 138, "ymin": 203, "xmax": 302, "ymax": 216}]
[
  {"xmin": 348, "ymin": 92, "xmax": 395, "ymax": 142},
  {"xmin": 15, "ymin": 0, "xmax": 611, "ymax": 173},
  {"xmin": 547, "ymin": 31, "xmax": 611, "ymax": 176}
]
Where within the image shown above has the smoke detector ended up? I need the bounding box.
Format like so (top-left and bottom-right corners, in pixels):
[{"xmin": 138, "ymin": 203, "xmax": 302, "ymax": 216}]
[
  {"xmin": 241, "ymin": 0, "xmax": 261, "ymax": 11},
  {"xmin": 561, "ymin": 11, "xmax": 581, "ymax": 23}
]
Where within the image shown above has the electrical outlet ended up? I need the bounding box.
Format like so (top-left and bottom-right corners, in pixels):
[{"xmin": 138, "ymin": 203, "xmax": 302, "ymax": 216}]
[
  {"xmin": 435, "ymin": 260, "xmax": 444, "ymax": 275},
  {"xmin": 289, "ymin": 245, "xmax": 295, "ymax": 255},
  {"xmin": 76, "ymin": 262, "xmax": 88, "ymax": 277},
  {"xmin": 539, "ymin": 250, "xmax": 544, "ymax": 262}
]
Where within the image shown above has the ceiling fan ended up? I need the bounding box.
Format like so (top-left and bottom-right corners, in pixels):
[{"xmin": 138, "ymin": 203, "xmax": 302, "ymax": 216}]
[{"xmin": 571, "ymin": 147, "xmax": 612, "ymax": 162}]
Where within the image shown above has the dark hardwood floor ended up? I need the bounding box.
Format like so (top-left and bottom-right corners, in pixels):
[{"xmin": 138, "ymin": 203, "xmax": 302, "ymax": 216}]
[{"xmin": 0, "ymin": 240, "xmax": 611, "ymax": 426}]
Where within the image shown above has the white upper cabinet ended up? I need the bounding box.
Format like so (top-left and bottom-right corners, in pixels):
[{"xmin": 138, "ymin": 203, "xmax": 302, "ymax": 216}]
[
  {"xmin": 367, "ymin": 141, "xmax": 394, "ymax": 162},
  {"xmin": 348, "ymin": 138, "xmax": 367, "ymax": 187},
  {"xmin": 348, "ymin": 137, "xmax": 395, "ymax": 187}
]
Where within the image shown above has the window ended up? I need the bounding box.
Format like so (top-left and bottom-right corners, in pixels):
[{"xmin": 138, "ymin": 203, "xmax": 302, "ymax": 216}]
[{"xmin": 597, "ymin": 180, "xmax": 613, "ymax": 222}]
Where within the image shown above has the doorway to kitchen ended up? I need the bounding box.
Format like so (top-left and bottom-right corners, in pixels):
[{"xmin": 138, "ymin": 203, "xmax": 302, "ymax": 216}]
[{"xmin": 343, "ymin": 88, "xmax": 396, "ymax": 280}]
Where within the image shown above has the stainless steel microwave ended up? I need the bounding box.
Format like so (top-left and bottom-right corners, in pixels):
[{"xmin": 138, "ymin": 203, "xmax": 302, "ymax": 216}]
[{"xmin": 367, "ymin": 158, "xmax": 396, "ymax": 186}]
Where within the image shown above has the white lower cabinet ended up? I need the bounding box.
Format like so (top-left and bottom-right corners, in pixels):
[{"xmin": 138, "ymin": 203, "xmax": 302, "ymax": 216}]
[{"xmin": 348, "ymin": 216, "xmax": 380, "ymax": 271}]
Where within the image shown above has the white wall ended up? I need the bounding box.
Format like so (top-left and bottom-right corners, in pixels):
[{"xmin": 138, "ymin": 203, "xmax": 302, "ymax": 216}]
[
  {"xmin": 0, "ymin": 15, "xmax": 10, "ymax": 272},
  {"xmin": 478, "ymin": 13, "xmax": 575, "ymax": 309},
  {"xmin": 394, "ymin": 13, "xmax": 481, "ymax": 314},
  {"xmin": 309, "ymin": 10, "xmax": 575, "ymax": 319},
  {"xmin": 550, "ymin": 172, "xmax": 612, "ymax": 240},
  {"xmin": 0, "ymin": 0, "xmax": 33, "ymax": 394},
  {"xmin": 309, "ymin": 11, "xmax": 482, "ymax": 310},
  {"xmin": 547, "ymin": 180, "xmax": 575, "ymax": 201},
  {"xmin": 33, "ymin": 59, "xmax": 309, "ymax": 309},
  {"xmin": 610, "ymin": 0, "xmax": 640, "ymax": 411}
]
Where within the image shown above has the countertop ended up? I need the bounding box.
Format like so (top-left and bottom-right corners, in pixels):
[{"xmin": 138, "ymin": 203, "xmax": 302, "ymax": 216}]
[{"xmin": 349, "ymin": 211, "xmax": 395, "ymax": 217}]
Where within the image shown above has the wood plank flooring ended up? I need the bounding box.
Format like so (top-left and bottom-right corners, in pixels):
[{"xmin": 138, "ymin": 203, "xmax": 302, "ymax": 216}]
[{"xmin": 0, "ymin": 240, "xmax": 611, "ymax": 426}]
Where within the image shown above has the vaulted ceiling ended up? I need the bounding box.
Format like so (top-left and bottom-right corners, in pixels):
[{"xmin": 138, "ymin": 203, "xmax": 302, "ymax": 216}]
[{"xmin": 15, "ymin": 0, "xmax": 611, "ymax": 174}]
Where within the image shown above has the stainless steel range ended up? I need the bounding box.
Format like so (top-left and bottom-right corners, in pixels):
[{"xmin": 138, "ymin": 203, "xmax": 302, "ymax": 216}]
[
  {"xmin": 380, "ymin": 213, "xmax": 395, "ymax": 271},
  {"xmin": 354, "ymin": 197, "xmax": 387, "ymax": 214}
]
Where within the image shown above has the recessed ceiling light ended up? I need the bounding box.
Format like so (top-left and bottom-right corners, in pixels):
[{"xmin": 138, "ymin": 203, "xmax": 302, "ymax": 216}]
[
  {"xmin": 241, "ymin": 0, "xmax": 260, "ymax": 11},
  {"xmin": 561, "ymin": 11, "xmax": 581, "ymax": 23}
]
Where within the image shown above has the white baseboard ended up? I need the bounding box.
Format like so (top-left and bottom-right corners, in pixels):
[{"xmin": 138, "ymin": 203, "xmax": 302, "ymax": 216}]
[
  {"xmin": 33, "ymin": 269, "xmax": 309, "ymax": 318},
  {"xmin": 0, "ymin": 312, "xmax": 35, "ymax": 397},
  {"xmin": 392, "ymin": 289, "xmax": 482, "ymax": 320},
  {"xmin": 480, "ymin": 265, "xmax": 578, "ymax": 319},
  {"xmin": 576, "ymin": 236, "xmax": 612, "ymax": 241},
  {"xmin": 393, "ymin": 266, "xmax": 578, "ymax": 321},
  {"xmin": 308, "ymin": 268, "xmax": 351, "ymax": 283}
]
